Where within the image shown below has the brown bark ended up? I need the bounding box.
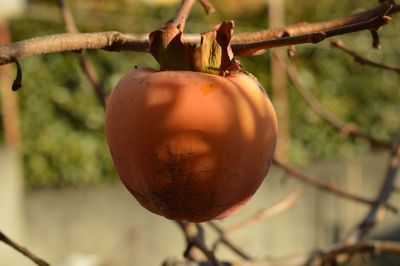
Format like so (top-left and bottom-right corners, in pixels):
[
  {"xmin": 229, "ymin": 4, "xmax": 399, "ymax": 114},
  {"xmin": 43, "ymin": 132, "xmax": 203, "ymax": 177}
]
[
  {"xmin": 268, "ymin": 0, "xmax": 290, "ymax": 161},
  {"xmin": 0, "ymin": 18, "xmax": 20, "ymax": 150}
]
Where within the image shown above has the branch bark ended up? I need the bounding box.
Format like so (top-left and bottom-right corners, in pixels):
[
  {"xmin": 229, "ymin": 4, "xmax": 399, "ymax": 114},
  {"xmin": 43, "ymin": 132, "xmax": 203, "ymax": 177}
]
[
  {"xmin": 59, "ymin": 0, "xmax": 106, "ymax": 108},
  {"xmin": 225, "ymin": 188, "xmax": 302, "ymax": 233},
  {"xmin": 171, "ymin": 0, "xmax": 196, "ymax": 31},
  {"xmin": 273, "ymin": 157, "xmax": 398, "ymax": 213},
  {"xmin": 331, "ymin": 38, "xmax": 400, "ymax": 74},
  {"xmin": 0, "ymin": 230, "xmax": 50, "ymax": 266},
  {"xmin": 207, "ymin": 222, "xmax": 253, "ymax": 261},
  {"xmin": 286, "ymin": 61, "xmax": 392, "ymax": 150},
  {"xmin": 343, "ymin": 134, "xmax": 400, "ymax": 244},
  {"xmin": 175, "ymin": 221, "xmax": 221, "ymax": 266}
]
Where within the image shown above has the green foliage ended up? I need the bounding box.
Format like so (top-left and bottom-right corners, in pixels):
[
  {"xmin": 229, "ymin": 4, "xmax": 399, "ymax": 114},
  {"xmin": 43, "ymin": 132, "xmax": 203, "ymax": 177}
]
[{"xmin": 2, "ymin": 0, "xmax": 399, "ymax": 188}]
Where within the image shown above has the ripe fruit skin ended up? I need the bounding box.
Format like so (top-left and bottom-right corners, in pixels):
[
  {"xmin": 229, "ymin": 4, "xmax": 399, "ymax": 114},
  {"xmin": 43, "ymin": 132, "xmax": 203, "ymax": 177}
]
[{"xmin": 105, "ymin": 68, "xmax": 278, "ymax": 222}]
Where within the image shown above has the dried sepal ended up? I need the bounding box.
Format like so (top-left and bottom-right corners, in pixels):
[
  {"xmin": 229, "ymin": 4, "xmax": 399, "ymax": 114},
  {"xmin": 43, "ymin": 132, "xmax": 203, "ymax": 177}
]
[
  {"xmin": 148, "ymin": 23, "xmax": 192, "ymax": 71},
  {"xmin": 192, "ymin": 21, "xmax": 236, "ymax": 75}
]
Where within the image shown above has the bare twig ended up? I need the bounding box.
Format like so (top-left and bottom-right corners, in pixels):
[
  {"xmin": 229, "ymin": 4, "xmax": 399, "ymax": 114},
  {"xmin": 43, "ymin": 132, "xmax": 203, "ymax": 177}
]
[
  {"xmin": 344, "ymin": 134, "xmax": 400, "ymax": 244},
  {"xmin": 0, "ymin": 230, "xmax": 50, "ymax": 266},
  {"xmin": 171, "ymin": 0, "xmax": 196, "ymax": 31},
  {"xmin": 232, "ymin": 1, "xmax": 393, "ymax": 56},
  {"xmin": 58, "ymin": 0, "xmax": 78, "ymax": 33},
  {"xmin": 317, "ymin": 240, "xmax": 400, "ymax": 265},
  {"xmin": 11, "ymin": 58, "xmax": 22, "ymax": 91},
  {"xmin": 286, "ymin": 61, "xmax": 392, "ymax": 149},
  {"xmin": 233, "ymin": 2, "xmax": 394, "ymax": 43},
  {"xmin": 273, "ymin": 157, "xmax": 398, "ymax": 213},
  {"xmin": 369, "ymin": 29, "xmax": 381, "ymax": 48},
  {"xmin": 176, "ymin": 221, "xmax": 221, "ymax": 266},
  {"xmin": 225, "ymin": 188, "xmax": 302, "ymax": 233},
  {"xmin": 207, "ymin": 221, "xmax": 252, "ymax": 260},
  {"xmin": 331, "ymin": 39, "xmax": 400, "ymax": 74},
  {"xmin": 197, "ymin": 0, "xmax": 215, "ymax": 14},
  {"xmin": 0, "ymin": 1, "xmax": 398, "ymax": 65},
  {"xmin": 59, "ymin": 0, "xmax": 106, "ymax": 108}
]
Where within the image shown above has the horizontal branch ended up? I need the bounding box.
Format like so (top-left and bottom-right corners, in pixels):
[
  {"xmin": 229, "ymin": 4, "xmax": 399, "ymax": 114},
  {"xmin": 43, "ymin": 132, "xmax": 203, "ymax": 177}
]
[
  {"xmin": 232, "ymin": 1, "xmax": 394, "ymax": 43},
  {"xmin": 0, "ymin": 1, "xmax": 398, "ymax": 65},
  {"xmin": 0, "ymin": 32, "xmax": 149, "ymax": 65}
]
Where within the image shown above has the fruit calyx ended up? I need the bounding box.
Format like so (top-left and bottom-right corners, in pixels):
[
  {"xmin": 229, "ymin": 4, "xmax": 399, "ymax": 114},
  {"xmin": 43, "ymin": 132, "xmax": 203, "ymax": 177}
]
[{"xmin": 148, "ymin": 21, "xmax": 240, "ymax": 75}]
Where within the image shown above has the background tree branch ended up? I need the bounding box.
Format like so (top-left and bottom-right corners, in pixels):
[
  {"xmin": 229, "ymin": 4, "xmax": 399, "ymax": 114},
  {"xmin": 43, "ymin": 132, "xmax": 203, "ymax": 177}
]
[{"xmin": 0, "ymin": 230, "xmax": 50, "ymax": 266}]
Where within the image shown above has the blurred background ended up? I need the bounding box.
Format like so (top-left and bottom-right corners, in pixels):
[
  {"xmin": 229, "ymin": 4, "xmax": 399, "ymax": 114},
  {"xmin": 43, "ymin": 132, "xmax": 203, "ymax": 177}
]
[{"xmin": 0, "ymin": 0, "xmax": 399, "ymax": 265}]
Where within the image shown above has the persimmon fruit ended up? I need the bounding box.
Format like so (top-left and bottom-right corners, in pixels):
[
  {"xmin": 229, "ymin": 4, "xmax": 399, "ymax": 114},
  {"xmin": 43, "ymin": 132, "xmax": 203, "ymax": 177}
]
[{"xmin": 105, "ymin": 67, "xmax": 278, "ymax": 222}]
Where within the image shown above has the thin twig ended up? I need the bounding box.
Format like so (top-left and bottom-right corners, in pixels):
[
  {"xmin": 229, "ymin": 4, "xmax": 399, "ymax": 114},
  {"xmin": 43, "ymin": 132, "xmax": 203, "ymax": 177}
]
[
  {"xmin": 59, "ymin": 0, "xmax": 78, "ymax": 33},
  {"xmin": 286, "ymin": 61, "xmax": 392, "ymax": 150},
  {"xmin": 343, "ymin": 134, "xmax": 400, "ymax": 244},
  {"xmin": 0, "ymin": 230, "xmax": 50, "ymax": 266},
  {"xmin": 331, "ymin": 38, "xmax": 400, "ymax": 74},
  {"xmin": 207, "ymin": 222, "xmax": 252, "ymax": 260},
  {"xmin": 171, "ymin": 0, "xmax": 196, "ymax": 31},
  {"xmin": 225, "ymin": 188, "xmax": 302, "ymax": 233},
  {"xmin": 11, "ymin": 58, "xmax": 22, "ymax": 91},
  {"xmin": 176, "ymin": 221, "xmax": 221, "ymax": 266},
  {"xmin": 59, "ymin": 0, "xmax": 106, "ymax": 108},
  {"xmin": 273, "ymin": 157, "xmax": 398, "ymax": 213},
  {"xmin": 369, "ymin": 29, "xmax": 381, "ymax": 48},
  {"xmin": 197, "ymin": 0, "xmax": 215, "ymax": 14}
]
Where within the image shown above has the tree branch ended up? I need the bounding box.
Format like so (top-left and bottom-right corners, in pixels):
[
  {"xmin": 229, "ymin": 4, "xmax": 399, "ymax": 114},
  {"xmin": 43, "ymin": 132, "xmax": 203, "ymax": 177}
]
[
  {"xmin": 197, "ymin": 0, "xmax": 215, "ymax": 14},
  {"xmin": 207, "ymin": 222, "xmax": 253, "ymax": 261},
  {"xmin": 225, "ymin": 188, "xmax": 302, "ymax": 233},
  {"xmin": 59, "ymin": 0, "xmax": 106, "ymax": 108},
  {"xmin": 331, "ymin": 38, "xmax": 400, "ymax": 74},
  {"xmin": 286, "ymin": 61, "xmax": 392, "ymax": 150},
  {"xmin": 233, "ymin": 1, "xmax": 394, "ymax": 42},
  {"xmin": 0, "ymin": 230, "xmax": 50, "ymax": 266},
  {"xmin": 0, "ymin": 1, "xmax": 398, "ymax": 65},
  {"xmin": 0, "ymin": 31, "xmax": 149, "ymax": 65},
  {"xmin": 316, "ymin": 240, "xmax": 400, "ymax": 265},
  {"xmin": 163, "ymin": 240, "xmax": 400, "ymax": 266},
  {"xmin": 231, "ymin": 1, "xmax": 394, "ymax": 56},
  {"xmin": 170, "ymin": 0, "xmax": 196, "ymax": 31},
  {"xmin": 273, "ymin": 157, "xmax": 398, "ymax": 213},
  {"xmin": 343, "ymin": 134, "xmax": 400, "ymax": 244},
  {"xmin": 175, "ymin": 221, "xmax": 221, "ymax": 266}
]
